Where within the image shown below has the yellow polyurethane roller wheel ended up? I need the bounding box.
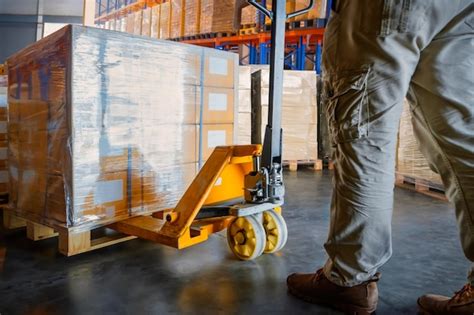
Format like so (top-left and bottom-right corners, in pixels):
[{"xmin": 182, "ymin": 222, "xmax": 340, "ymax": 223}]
[
  {"xmin": 227, "ymin": 215, "xmax": 266, "ymax": 260},
  {"xmin": 263, "ymin": 209, "xmax": 288, "ymax": 254}
]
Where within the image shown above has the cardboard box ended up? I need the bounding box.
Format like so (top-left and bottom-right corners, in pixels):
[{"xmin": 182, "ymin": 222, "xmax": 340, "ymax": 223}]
[
  {"xmin": 200, "ymin": 0, "xmax": 238, "ymax": 34},
  {"xmin": 151, "ymin": 5, "xmax": 161, "ymax": 38},
  {"xmin": 170, "ymin": 0, "xmax": 185, "ymax": 38},
  {"xmin": 184, "ymin": 0, "xmax": 201, "ymax": 36},
  {"xmin": 200, "ymin": 87, "xmax": 234, "ymax": 124},
  {"xmin": 141, "ymin": 7, "xmax": 152, "ymax": 36},
  {"xmin": 199, "ymin": 124, "xmax": 234, "ymax": 160},
  {"xmin": 160, "ymin": 2, "xmax": 171, "ymax": 39}
]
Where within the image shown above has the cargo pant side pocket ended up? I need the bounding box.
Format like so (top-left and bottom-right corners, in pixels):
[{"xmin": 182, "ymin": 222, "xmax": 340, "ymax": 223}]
[{"xmin": 324, "ymin": 69, "xmax": 371, "ymax": 145}]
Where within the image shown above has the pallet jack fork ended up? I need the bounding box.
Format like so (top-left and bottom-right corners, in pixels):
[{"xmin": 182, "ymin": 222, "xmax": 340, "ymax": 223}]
[{"xmin": 112, "ymin": 0, "xmax": 315, "ymax": 260}]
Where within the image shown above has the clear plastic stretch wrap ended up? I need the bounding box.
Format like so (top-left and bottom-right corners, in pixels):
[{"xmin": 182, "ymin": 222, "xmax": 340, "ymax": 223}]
[
  {"xmin": 241, "ymin": 5, "xmax": 257, "ymax": 26},
  {"xmin": 141, "ymin": 7, "xmax": 152, "ymax": 37},
  {"xmin": 151, "ymin": 5, "xmax": 161, "ymax": 38},
  {"xmin": 200, "ymin": 0, "xmax": 238, "ymax": 34},
  {"xmin": 397, "ymin": 101, "xmax": 443, "ymax": 188},
  {"xmin": 159, "ymin": 2, "xmax": 171, "ymax": 39},
  {"xmin": 133, "ymin": 10, "xmax": 143, "ymax": 35},
  {"xmin": 294, "ymin": 0, "xmax": 327, "ymax": 21},
  {"xmin": 171, "ymin": 0, "xmax": 185, "ymax": 38},
  {"xmin": 238, "ymin": 65, "xmax": 317, "ymax": 161},
  {"xmin": 184, "ymin": 0, "xmax": 201, "ymax": 36},
  {"xmin": 6, "ymin": 25, "xmax": 238, "ymax": 230},
  {"xmin": 0, "ymin": 75, "xmax": 7, "ymax": 196}
]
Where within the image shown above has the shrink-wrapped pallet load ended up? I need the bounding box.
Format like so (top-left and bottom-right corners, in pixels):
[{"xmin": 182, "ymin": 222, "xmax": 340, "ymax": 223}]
[
  {"xmin": 141, "ymin": 7, "xmax": 152, "ymax": 36},
  {"xmin": 184, "ymin": 0, "xmax": 201, "ymax": 36},
  {"xmin": 151, "ymin": 5, "xmax": 161, "ymax": 38},
  {"xmin": 0, "ymin": 75, "xmax": 7, "ymax": 201},
  {"xmin": 241, "ymin": 5, "xmax": 257, "ymax": 26},
  {"xmin": 133, "ymin": 10, "xmax": 143, "ymax": 35},
  {"xmin": 397, "ymin": 101, "xmax": 443, "ymax": 188},
  {"xmin": 160, "ymin": 2, "xmax": 171, "ymax": 39},
  {"xmin": 6, "ymin": 25, "xmax": 238, "ymax": 230},
  {"xmin": 294, "ymin": 0, "xmax": 327, "ymax": 21},
  {"xmin": 126, "ymin": 13, "xmax": 135, "ymax": 34},
  {"xmin": 200, "ymin": 0, "xmax": 237, "ymax": 34},
  {"xmin": 170, "ymin": 0, "xmax": 185, "ymax": 38},
  {"xmin": 238, "ymin": 66, "xmax": 317, "ymax": 162}
]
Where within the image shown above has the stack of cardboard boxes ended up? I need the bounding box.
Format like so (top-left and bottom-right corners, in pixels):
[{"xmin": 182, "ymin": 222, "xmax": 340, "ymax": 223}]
[
  {"xmin": 397, "ymin": 101, "xmax": 443, "ymax": 188},
  {"xmin": 238, "ymin": 66, "xmax": 318, "ymax": 162},
  {"xmin": 0, "ymin": 74, "xmax": 7, "ymax": 202},
  {"xmin": 6, "ymin": 25, "xmax": 238, "ymax": 229}
]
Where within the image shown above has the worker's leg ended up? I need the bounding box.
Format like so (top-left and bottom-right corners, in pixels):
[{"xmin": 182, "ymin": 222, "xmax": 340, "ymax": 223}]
[
  {"xmin": 406, "ymin": 5, "xmax": 474, "ymax": 285},
  {"xmin": 320, "ymin": 0, "xmax": 469, "ymax": 287}
]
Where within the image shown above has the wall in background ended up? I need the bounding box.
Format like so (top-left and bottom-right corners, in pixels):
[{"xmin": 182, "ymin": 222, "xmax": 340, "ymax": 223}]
[{"xmin": 0, "ymin": 0, "xmax": 84, "ymax": 63}]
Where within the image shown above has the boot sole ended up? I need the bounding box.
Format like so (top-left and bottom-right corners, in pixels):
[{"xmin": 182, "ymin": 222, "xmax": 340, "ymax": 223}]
[{"xmin": 288, "ymin": 287, "xmax": 377, "ymax": 315}]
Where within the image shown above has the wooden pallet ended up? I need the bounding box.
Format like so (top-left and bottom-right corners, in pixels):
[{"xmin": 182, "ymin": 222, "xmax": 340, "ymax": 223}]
[
  {"xmin": 239, "ymin": 27, "xmax": 258, "ymax": 35},
  {"xmin": 283, "ymin": 159, "xmax": 323, "ymax": 171},
  {"xmin": 288, "ymin": 19, "xmax": 327, "ymax": 30},
  {"xmin": 395, "ymin": 174, "xmax": 447, "ymax": 201},
  {"xmin": 2, "ymin": 209, "xmax": 137, "ymax": 256}
]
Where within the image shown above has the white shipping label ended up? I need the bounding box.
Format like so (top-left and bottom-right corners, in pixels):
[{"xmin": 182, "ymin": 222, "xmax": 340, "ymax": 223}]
[
  {"xmin": 0, "ymin": 148, "xmax": 6, "ymax": 160},
  {"xmin": 0, "ymin": 170, "xmax": 8, "ymax": 183},
  {"xmin": 208, "ymin": 93, "xmax": 228, "ymax": 111},
  {"xmin": 207, "ymin": 130, "xmax": 227, "ymax": 148},
  {"xmin": 209, "ymin": 57, "xmax": 228, "ymax": 76},
  {"xmin": 0, "ymin": 122, "xmax": 7, "ymax": 134},
  {"xmin": 0, "ymin": 95, "xmax": 7, "ymax": 107},
  {"xmin": 94, "ymin": 179, "xmax": 124, "ymax": 205}
]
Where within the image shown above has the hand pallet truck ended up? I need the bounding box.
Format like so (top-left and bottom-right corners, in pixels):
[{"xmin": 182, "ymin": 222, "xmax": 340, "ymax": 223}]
[{"xmin": 111, "ymin": 0, "xmax": 315, "ymax": 260}]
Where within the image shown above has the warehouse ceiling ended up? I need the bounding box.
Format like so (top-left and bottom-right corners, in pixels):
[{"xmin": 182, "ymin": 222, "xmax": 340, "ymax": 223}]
[{"xmin": 0, "ymin": 0, "xmax": 84, "ymax": 16}]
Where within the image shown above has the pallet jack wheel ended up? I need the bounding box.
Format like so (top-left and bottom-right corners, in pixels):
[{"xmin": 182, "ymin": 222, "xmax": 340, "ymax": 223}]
[
  {"xmin": 262, "ymin": 209, "xmax": 288, "ymax": 254},
  {"xmin": 227, "ymin": 215, "xmax": 266, "ymax": 260}
]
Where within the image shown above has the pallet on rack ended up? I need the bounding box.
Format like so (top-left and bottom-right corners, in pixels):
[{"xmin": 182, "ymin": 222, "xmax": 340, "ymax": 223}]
[
  {"xmin": 289, "ymin": 19, "xmax": 326, "ymax": 30},
  {"xmin": 239, "ymin": 27, "xmax": 258, "ymax": 35},
  {"xmin": 2, "ymin": 209, "xmax": 137, "ymax": 256},
  {"xmin": 283, "ymin": 159, "xmax": 323, "ymax": 172},
  {"xmin": 395, "ymin": 174, "xmax": 447, "ymax": 201}
]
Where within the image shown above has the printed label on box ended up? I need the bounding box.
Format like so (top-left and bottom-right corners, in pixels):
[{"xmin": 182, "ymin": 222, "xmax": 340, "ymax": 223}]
[
  {"xmin": 207, "ymin": 130, "xmax": 226, "ymax": 148},
  {"xmin": 208, "ymin": 93, "xmax": 228, "ymax": 111},
  {"xmin": 0, "ymin": 122, "xmax": 7, "ymax": 134},
  {"xmin": 0, "ymin": 95, "xmax": 7, "ymax": 107},
  {"xmin": 0, "ymin": 148, "xmax": 6, "ymax": 160},
  {"xmin": 94, "ymin": 179, "xmax": 123, "ymax": 205},
  {"xmin": 209, "ymin": 57, "xmax": 228, "ymax": 76},
  {"xmin": 9, "ymin": 166, "xmax": 18, "ymax": 180},
  {"xmin": 0, "ymin": 170, "xmax": 8, "ymax": 183},
  {"xmin": 22, "ymin": 169, "xmax": 36, "ymax": 183}
]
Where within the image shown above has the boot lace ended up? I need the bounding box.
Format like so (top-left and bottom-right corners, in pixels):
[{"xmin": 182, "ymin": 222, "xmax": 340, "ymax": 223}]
[{"xmin": 452, "ymin": 284, "xmax": 473, "ymax": 304}]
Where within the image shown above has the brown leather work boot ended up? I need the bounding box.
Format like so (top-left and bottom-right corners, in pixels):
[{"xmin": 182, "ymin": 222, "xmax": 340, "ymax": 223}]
[
  {"xmin": 287, "ymin": 268, "xmax": 379, "ymax": 314},
  {"xmin": 417, "ymin": 283, "xmax": 474, "ymax": 315}
]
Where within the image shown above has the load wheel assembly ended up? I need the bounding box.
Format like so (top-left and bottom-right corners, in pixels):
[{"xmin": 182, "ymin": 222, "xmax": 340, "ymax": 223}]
[
  {"xmin": 227, "ymin": 209, "xmax": 288, "ymax": 260},
  {"xmin": 262, "ymin": 209, "xmax": 288, "ymax": 254}
]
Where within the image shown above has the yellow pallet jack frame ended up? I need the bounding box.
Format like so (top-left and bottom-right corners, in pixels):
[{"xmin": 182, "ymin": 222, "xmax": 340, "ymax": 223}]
[{"xmin": 111, "ymin": 145, "xmax": 262, "ymax": 250}]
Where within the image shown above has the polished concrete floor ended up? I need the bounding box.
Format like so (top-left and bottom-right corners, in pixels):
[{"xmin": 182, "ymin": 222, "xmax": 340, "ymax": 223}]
[{"xmin": 0, "ymin": 170, "xmax": 468, "ymax": 314}]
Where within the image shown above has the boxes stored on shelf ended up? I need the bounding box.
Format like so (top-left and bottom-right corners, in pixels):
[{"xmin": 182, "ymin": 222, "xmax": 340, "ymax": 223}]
[
  {"xmin": 397, "ymin": 101, "xmax": 443, "ymax": 187},
  {"xmin": 126, "ymin": 13, "xmax": 135, "ymax": 33},
  {"xmin": 241, "ymin": 5, "xmax": 257, "ymax": 26},
  {"xmin": 0, "ymin": 75, "xmax": 7, "ymax": 198},
  {"xmin": 184, "ymin": 0, "xmax": 201, "ymax": 36},
  {"xmin": 151, "ymin": 5, "xmax": 161, "ymax": 38},
  {"xmin": 170, "ymin": 0, "xmax": 185, "ymax": 38},
  {"xmin": 294, "ymin": 0, "xmax": 327, "ymax": 21},
  {"xmin": 133, "ymin": 10, "xmax": 143, "ymax": 35},
  {"xmin": 141, "ymin": 7, "xmax": 152, "ymax": 36},
  {"xmin": 238, "ymin": 66, "xmax": 317, "ymax": 161},
  {"xmin": 6, "ymin": 25, "xmax": 238, "ymax": 230},
  {"xmin": 200, "ymin": 0, "xmax": 238, "ymax": 34},
  {"xmin": 160, "ymin": 2, "xmax": 171, "ymax": 39}
]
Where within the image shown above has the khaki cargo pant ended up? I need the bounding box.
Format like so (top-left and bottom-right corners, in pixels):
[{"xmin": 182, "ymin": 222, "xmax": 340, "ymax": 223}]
[{"xmin": 322, "ymin": 0, "xmax": 474, "ymax": 286}]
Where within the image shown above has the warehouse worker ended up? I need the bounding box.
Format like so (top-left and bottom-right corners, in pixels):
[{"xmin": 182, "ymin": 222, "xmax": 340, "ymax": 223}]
[{"xmin": 287, "ymin": 0, "xmax": 474, "ymax": 314}]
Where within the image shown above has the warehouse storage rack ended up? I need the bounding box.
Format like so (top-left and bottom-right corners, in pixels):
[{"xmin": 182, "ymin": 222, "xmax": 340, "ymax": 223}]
[{"xmin": 94, "ymin": 0, "xmax": 329, "ymax": 73}]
